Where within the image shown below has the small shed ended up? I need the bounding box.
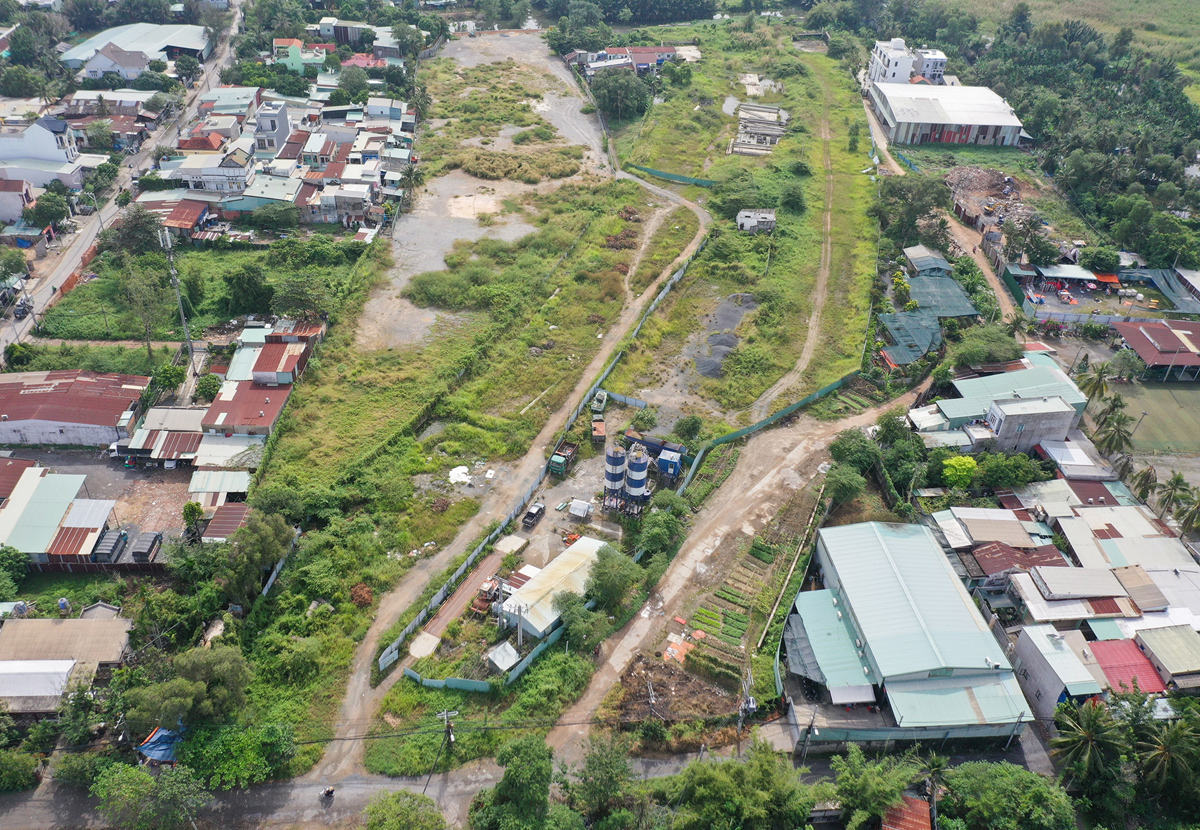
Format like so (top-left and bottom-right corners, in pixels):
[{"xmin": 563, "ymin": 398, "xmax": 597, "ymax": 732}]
[
  {"xmin": 568, "ymin": 499, "xmax": 591, "ymax": 521},
  {"xmin": 488, "ymin": 641, "xmax": 520, "ymax": 674},
  {"xmin": 736, "ymin": 209, "xmax": 776, "ymax": 233}
]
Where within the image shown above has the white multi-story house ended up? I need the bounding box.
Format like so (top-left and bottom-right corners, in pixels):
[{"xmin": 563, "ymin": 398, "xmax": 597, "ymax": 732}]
[
  {"xmin": 868, "ymin": 38, "xmax": 915, "ymax": 85},
  {"xmin": 0, "ymin": 117, "xmax": 80, "ymax": 163},
  {"xmin": 868, "ymin": 38, "xmax": 949, "ymax": 86},
  {"xmin": 166, "ymin": 136, "xmax": 256, "ymax": 192},
  {"xmin": 254, "ymin": 101, "xmax": 290, "ymax": 154}
]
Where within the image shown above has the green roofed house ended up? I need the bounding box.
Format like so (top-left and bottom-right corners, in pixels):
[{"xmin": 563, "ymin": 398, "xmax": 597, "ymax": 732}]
[
  {"xmin": 785, "ymin": 522, "xmax": 1028, "ymax": 737},
  {"xmin": 1134, "ymin": 625, "xmax": 1200, "ymax": 692}
]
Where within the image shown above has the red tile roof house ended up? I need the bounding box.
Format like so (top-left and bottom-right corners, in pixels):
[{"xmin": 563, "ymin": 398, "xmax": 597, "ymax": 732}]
[
  {"xmin": 202, "ymin": 381, "xmax": 289, "ymax": 436},
  {"xmin": 0, "ymin": 371, "xmax": 149, "ymax": 445}
]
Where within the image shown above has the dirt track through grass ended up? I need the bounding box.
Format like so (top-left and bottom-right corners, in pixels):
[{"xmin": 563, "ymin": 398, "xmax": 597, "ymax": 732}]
[{"xmin": 749, "ymin": 103, "xmax": 835, "ymax": 422}]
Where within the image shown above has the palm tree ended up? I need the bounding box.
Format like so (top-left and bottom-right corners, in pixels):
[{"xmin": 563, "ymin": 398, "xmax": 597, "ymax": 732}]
[
  {"xmin": 1005, "ymin": 313, "xmax": 1030, "ymax": 343},
  {"xmin": 1174, "ymin": 488, "xmax": 1200, "ymax": 536},
  {"xmin": 1094, "ymin": 393, "xmax": 1126, "ymax": 429},
  {"xmin": 1111, "ymin": 453, "xmax": 1134, "ymax": 480},
  {"xmin": 1157, "ymin": 471, "xmax": 1190, "ymax": 520},
  {"xmin": 922, "ymin": 753, "xmax": 950, "ymax": 829},
  {"xmin": 411, "ymin": 85, "xmax": 433, "ymax": 121},
  {"xmin": 1050, "ymin": 699, "xmax": 1124, "ymax": 790},
  {"xmin": 1094, "ymin": 411, "xmax": 1134, "ymax": 457},
  {"xmin": 1138, "ymin": 719, "xmax": 1199, "ymax": 791},
  {"xmin": 1129, "ymin": 465, "xmax": 1159, "ymax": 503},
  {"xmin": 1077, "ymin": 361, "xmax": 1113, "ymax": 407},
  {"xmin": 398, "ymin": 164, "xmax": 426, "ymax": 211}
]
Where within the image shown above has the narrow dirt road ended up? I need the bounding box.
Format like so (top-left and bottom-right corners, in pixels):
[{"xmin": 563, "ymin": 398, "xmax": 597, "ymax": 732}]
[
  {"xmin": 750, "ymin": 105, "xmax": 835, "ymax": 422},
  {"xmin": 546, "ymin": 382, "xmax": 929, "ymax": 765}
]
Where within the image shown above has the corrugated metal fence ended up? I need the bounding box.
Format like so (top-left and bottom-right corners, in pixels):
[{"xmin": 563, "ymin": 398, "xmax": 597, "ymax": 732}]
[
  {"xmin": 504, "ymin": 625, "xmax": 566, "ymax": 685},
  {"xmin": 402, "ymin": 667, "xmax": 492, "ymax": 693}
]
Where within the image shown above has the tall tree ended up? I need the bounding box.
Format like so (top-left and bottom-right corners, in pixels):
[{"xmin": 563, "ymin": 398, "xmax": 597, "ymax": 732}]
[
  {"xmin": 1094, "ymin": 411, "xmax": 1134, "ymax": 457},
  {"xmin": 586, "ymin": 544, "xmax": 641, "ymax": 613},
  {"xmin": 1094, "ymin": 393, "xmax": 1126, "ymax": 429},
  {"xmin": 1156, "ymin": 471, "xmax": 1191, "ymax": 520},
  {"xmin": 1138, "ymin": 719, "xmax": 1199, "ymax": 793},
  {"xmin": 1173, "ymin": 488, "xmax": 1200, "ymax": 536},
  {"xmin": 1077, "ymin": 361, "xmax": 1112, "ymax": 406},
  {"xmin": 831, "ymin": 745, "xmax": 918, "ymax": 830},
  {"xmin": 121, "ymin": 268, "xmax": 172, "ymax": 359},
  {"xmin": 1050, "ymin": 699, "xmax": 1124, "ymax": 791},
  {"xmin": 571, "ymin": 734, "xmax": 633, "ymax": 817},
  {"xmin": 1129, "ymin": 466, "xmax": 1159, "ymax": 503},
  {"xmin": 91, "ymin": 764, "xmax": 210, "ymax": 830}
]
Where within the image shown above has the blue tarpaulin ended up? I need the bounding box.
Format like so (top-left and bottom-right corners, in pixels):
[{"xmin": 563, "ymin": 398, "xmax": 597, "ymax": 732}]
[{"xmin": 137, "ymin": 727, "xmax": 183, "ymax": 762}]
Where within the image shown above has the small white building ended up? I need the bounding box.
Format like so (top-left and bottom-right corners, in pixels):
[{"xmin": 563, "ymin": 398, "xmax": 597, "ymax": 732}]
[
  {"xmin": 166, "ymin": 136, "xmax": 256, "ymax": 192},
  {"xmin": 82, "ymin": 42, "xmax": 151, "ymax": 80},
  {"xmin": 502, "ymin": 536, "xmax": 604, "ymax": 639},
  {"xmin": 0, "ymin": 180, "xmax": 35, "ymax": 223},
  {"xmin": 736, "ymin": 208, "xmax": 776, "ymax": 233}
]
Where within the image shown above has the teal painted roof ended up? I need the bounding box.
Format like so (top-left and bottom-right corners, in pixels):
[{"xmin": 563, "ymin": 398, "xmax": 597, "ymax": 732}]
[
  {"xmin": 880, "ymin": 310, "xmax": 941, "ymax": 365},
  {"xmin": 909, "ymin": 275, "xmax": 978, "ymax": 318},
  {"xmin": 1088, "ymin": 619, "xmax": 1126, "ymax": 641},
  {"xmin": 886, "ymin": 673, "xmax": 1027, "ymax": 726},
  {"xmin": 791, "ymin": 589, "xmax": 877, "ymax": 687},
  {"xmin": 6, "ymin": 474, "xmax": 84, "ymax": 553},
  {"xmin": 818, "ymin": 522, "xmax": 1009, "ymax": 678},
  {"xmin": 939, "ymin": 358, "xmax": 1086, "ymax": 424}
]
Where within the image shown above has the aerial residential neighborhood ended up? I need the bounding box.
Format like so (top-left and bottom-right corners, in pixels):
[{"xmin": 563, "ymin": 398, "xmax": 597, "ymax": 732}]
[{"xmin": 0, "ymin": 0, "xmax": 1199, "ymax": 829}]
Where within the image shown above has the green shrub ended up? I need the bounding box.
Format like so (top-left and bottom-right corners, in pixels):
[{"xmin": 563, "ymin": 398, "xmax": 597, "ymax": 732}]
[
  {"xmin": 0, "ymin": 749, "xmax": 38, "ymax": 792},
  {"xmin": 53, "ymin": 752, "xmax": 119, "ymax": 788}
]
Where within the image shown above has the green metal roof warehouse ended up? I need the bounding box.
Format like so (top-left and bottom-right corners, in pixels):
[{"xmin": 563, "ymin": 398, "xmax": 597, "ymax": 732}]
[{"xmin": 785, "ymin": 522, "xmax": 1028, "ymax": 729}]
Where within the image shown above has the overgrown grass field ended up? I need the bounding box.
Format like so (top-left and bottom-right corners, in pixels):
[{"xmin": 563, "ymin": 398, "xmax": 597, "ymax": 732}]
[{"xmin": 610, "ymin": 24, "xmax": 875, "ymax": 414}]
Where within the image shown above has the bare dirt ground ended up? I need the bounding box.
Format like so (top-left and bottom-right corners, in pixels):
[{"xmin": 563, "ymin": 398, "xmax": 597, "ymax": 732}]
[
  {"xmin": 615, "ymin": 654, "xmax": 735, "ymax": 722},
  {"xmin": 749, "ymin": 103, "xmax": 835, "ymax": 422},
  {"xmin": 441, "ymin": 33, "xmax": 606, "ymax": 173},
  {"xmin": 355, "ymin": 172, "xmax": 539, "ymax": 350},
  {"xmin": 13, "ymin": 449, "xmax": 191, "ymax": 534},
  {"xmin": 546, "ymin": 382, "xmax": 929, "ymax": 766}
]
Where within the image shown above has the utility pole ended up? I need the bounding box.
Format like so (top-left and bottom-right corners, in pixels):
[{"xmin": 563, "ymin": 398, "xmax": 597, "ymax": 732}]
[
  {"xmin": 423, "ymin": 709, "xmax": 457, "ymax": 795},
  {"xmin": 159, "ymin": 229, "xmax": 196, "ymax": 375}
]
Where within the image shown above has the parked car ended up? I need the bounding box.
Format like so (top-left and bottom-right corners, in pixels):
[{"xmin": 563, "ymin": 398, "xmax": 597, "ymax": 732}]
[
  {"xmin": 13, "ymin": 301, "xmax": 32, "ymax": 320},
  {"xmin": 522, "ymin": 502, "xmax": 546, "ymax": 529}
]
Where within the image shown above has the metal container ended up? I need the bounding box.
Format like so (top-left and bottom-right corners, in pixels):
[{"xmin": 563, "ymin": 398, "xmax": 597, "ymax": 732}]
[
  {"xmin": 625, "ymin": 447, "xmax": 650, "ymax": 502},
  {"xmin": 604, "ymin": 445, "xmax": 627, "ymax": 496}
]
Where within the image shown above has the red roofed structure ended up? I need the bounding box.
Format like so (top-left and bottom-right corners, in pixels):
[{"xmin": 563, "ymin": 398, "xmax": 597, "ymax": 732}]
[
  {"xmin": 882, "ymin": 795, "xmax": 932, "ymax": 830},
  {"xmin": 162, "ymin": 199, "xmax": 209, "ymax": 235},
  {"xmin": 970, "ymin": 541, "xmax": 1068, "ymax": 576},
  {"xmin": 201, "ymin": 503, "xmax": 251, "ymax": 543},
  {"xmin": 178, "ymin": 132, "xmax": 225, "ymax": 151},
  {"xmin": 1090, "ymin": 639, "xmax": 1167, "ymax": 693},
  {"xmin": 1113, "ymin": 320, "xmax": 1200, "ymax": 378},
  {"xmin": 251, "ymin": 341, "xmax": 310, "ymax": 385},
  {"xmin": 0, "ymin": 457, "xmax": 35, "ymax": 504},
  {"xmin": 202, "ymin": 381, "xmax": 289, "ymax": 436},
  {"xmin": 0, "ymin": 371, "xmax": 149, "ymax": 446}
]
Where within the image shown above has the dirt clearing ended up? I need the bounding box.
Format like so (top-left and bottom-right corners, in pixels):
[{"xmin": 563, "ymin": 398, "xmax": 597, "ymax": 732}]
[{"xmin": 616, "ymin": 654, "xmax": 734, "ymax": 722}]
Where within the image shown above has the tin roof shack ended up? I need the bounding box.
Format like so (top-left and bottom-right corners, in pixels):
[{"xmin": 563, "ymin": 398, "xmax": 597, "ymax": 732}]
[
  {"xmin": 1135, "ymin": 625, "xmax": 1200, "ymax": 692},
  {"xmin": 903, "ymin": 244, "xmax": 952, "ymax": 278},
  {"xmin": 0, "ymin": 617, "xmax": 132, "ymax": 715},
  {"xmin": 786, "ymin": 522, "xmax": 1027, "ymax": 734},
  {"xmin": 1111, "ymin": 320, "xmax": 1200, "ymax": 381},
  {"xmin": 251, "ymin": 341, "xmax": 312, "ymax": 386},
  {"xmin": 188, "ymin": 470, "xmax": 251, "ymax": 510},
  {"xmin": 501, "ymin": 536, "xmax": 603, "ymax": 639},
  {"xmin": 0, "ymin": 660, "xmax": 77, "ymax": 715},
  {"xmin": 201, "ymin": 502, "xmax": 250, "ymax": 542},
  {"xmin": 1013, "ymin": 625, "xmax": 1102, "ymax": 720},
  {"xmin": 0, "ymin": 370, "xmax": 149, "ymax": 446},
  {"xmin": 0, "ymin": 467, "xmax": 118, "ymax": 565},
  {"xmin": 202, "ymin": 381, "xmax": 289, "ymax": 436}
]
